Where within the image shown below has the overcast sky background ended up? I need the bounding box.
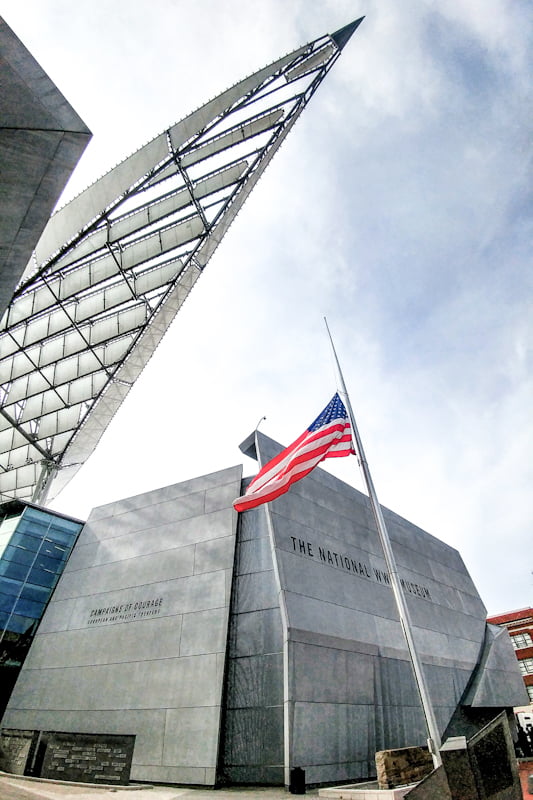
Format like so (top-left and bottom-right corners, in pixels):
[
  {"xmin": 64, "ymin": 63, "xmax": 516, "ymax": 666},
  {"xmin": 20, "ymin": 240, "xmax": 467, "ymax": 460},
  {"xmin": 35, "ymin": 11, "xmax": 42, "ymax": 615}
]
[{"xmin": 2, "ymin": 0, "xmax": 531, "ymax": 616}]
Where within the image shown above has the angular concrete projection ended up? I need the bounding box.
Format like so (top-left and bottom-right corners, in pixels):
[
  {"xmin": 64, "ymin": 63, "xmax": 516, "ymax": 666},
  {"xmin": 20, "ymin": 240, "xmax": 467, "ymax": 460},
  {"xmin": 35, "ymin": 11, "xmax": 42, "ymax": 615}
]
[
  {"xmin": 0, "ymin": 17, "xmax": 91, "ymax": 318},
  {"xmin": 2, "ymin": 467, "xmax": 242, "ymax": 785},
  {"xmin": 0, "ymin": 18, "xmax": 364, "ymax": 505}
]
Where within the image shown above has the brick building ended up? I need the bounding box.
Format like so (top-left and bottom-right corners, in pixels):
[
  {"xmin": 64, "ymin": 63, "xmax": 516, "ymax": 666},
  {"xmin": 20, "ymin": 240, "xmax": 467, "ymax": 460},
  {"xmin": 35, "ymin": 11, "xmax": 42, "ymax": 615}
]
[{"xmin": 487, "ymin": 608, "xmax": 533, "ymax": 704}]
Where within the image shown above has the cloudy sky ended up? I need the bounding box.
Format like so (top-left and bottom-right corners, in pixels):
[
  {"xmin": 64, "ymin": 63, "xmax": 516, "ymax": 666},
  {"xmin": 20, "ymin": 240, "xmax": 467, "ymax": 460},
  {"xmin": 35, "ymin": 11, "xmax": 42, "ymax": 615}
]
[{"xmin": 3, "ymin": 0, "xmax": 531, "ymax": 616}]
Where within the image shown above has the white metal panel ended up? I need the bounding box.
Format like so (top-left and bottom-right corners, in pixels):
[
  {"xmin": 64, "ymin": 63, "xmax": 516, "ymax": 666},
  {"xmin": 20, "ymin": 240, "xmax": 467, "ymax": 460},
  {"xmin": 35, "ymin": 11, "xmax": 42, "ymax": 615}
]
[
  {"xmin": 67, "ymin": 372, "xmax": 107, "ymax": 405},
  {"xmin": 144, "ymin": 161, "xmax": 179, "ymax": 188},
  {"xmin": 159, "ymin": 218, "xmax": 205, "ymax": 253},
  {"xmin": 120, "ymin": 216, "xmax": 204, "ymax": 270},
  {"xmin": 57, "ymin": 254, "xmax": 119, "ymax": 301},
  {"xmin": 109, "ymin": 187, "xmax": 194, "ymax": 242},
  {"xmin": 2, "ymin": 463, "xmax": 38, "ymax": 491},
  {"xmin": 72, "ymin": 281, "xmax": 134, "ymax": 323},
  {"xmin": 88, "ymin": 304, "xmax": 146, "ymax": 346},
  {"xmin": 285, "ymin": 44, "xmax": 336, "ymax": 81},
  {"xmin": 101, "ymin": 334, "xmax": 136, "ymax": 365},
  {"xmin": 5, "ymin": 283, "xmax": 57, "ymax": 325},
  {"xmin": 9, "ymin": 307, "xmax": 71, "ymax": 349},
  {"xmin": 37, "ymin": 329, "xmax": 85, "ymax": 366},
  {"xmin": 35, "ymin": 133, "xmax": 169, "ymax": 266},
  {"xmin": 0, "ymin": 332, "xmax": 19, "ymax": 358},
  {"xmin": 52, "ymin": 351, "xmax": 103, "ymax": 385},
  {"xmin": 193, "ymin": 161, "xmax": 248, "ymax": 199},
  {"xmin": 2, "ymin": 374, "xmax": 31, "ymax": 404},
  {"xmin": 52, "ymin": 227, "xmax": 108, "ymax": 270},
  {"xmin": 37, "ymin": 404, "xmax": 84, "ymax": 438},
  {"xmin": 3, "ymin": 292, "xmax": 34, "ymax": 326},
  {"xmin": 0, "ymin": 428, "xmax": 28, "ymax": 453},
  {"xmin": 0, "ymin": 415, "xmax": 12, "ymax": 433},
  {"xmin": 180, "ymin": 110, "xmax": 283, "ymax": 168},
  {"xmin": 134, "ymin": 261, "xmax": 182, "ymax": 296},
  {"xmin": 0, "ymin": 350, "xmax": 36, "ymax": 382},
  {"xmin": 19, "ymin": 390, "xmax": 62, "ymax": 422},
  {"xmin": 45, "ymin": 430, "xmax": 73, "ymax": 454},
  {"xmin": 168, "ymin": 46, "xmax": 306, "ymax": 152},
  {"xmin": 5, "ymin": 444, "xmax": 33, "ymax": 470},
  {"xmin": 47, "ymin": 306, "xmax": 77, "ymax": 337}
]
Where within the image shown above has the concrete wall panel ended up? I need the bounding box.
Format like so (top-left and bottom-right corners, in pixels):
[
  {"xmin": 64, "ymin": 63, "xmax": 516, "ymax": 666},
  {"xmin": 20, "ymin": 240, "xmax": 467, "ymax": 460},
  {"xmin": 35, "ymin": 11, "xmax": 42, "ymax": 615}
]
[
  {"xmin": 2, "ymin": 467, "xmax": 242, "ymax": 786},
  {"xmin": 163, "ymin": 706, "xmax": 221, "ymax": 767},
  {"xmin": 23, "ymin": 614, "xmax": 184, "ymax": 669}
]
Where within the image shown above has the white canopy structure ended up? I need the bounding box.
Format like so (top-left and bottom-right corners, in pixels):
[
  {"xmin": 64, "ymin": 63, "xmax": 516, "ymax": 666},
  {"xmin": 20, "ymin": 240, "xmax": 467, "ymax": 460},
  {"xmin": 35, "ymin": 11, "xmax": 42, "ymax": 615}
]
[{"xmin": 0, "ymin": 19, "xmax": 363, "ymax": 504}]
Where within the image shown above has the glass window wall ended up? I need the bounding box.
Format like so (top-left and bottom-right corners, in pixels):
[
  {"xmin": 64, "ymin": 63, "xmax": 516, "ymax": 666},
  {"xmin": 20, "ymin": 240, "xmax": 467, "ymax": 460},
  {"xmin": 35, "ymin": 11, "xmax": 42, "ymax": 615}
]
[{"xmin": 0, "ymin": 501, "xmax": 84, "ymax": 717}]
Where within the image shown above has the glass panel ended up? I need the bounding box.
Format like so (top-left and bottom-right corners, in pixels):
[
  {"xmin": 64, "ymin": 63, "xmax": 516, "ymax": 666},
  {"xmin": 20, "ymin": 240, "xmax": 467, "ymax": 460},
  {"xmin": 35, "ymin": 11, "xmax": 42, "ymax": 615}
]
[
  {"xmin": 2, "ymin": 544, "xmax": 36, "ymax": 567},
  {"xmin": 46, "ymin": 524, "xmax": 80, "ymax": 547},
  {"xmin": 21, "ymin": 507, "xmax": 53, "ymax": 525},
  {"xmin": 19, "ymin": 582, "xmax": 50, "ymax": 604},
  {"xmin": 13, "ymin": 595, "xmax": 44, "ymax": 618},
  {"xmin": 0, "ymin": 592, "xmax": 17, "ymax": 614},
  {"xmin": 33, "ymin": 552, "xmax": 63, "ymax": 573},
  {"xmin": 512, "ymin": 633, "xmax": 533, "ymax": 649},
  {"xmin": 39, "ymin": 540, "xmax": 69, "ymax": 560},
  {"xmin": 18, "ymin": 517, "xmax": 50, "ymax": 536},
  {"xmin": 0, "ymin": 560, "xmax": 30, "ymax": 581},
  {"xmin": 0, "ymin": 612, "xmax": 36, "ymax": 638},
  {"xmin": 0, "ymin": 577, "xmax": 23, "ymax": 598},
  {"xmin": 26, "ymin": 567, "xmax": 58, "ymax": 589},
  {"xmin": 8, "ymin": 530, "xmax": 43, "ymax": 553},
  {"xmin": 48, "ymin": 516, "xmax": 82, "ymax": 540}
]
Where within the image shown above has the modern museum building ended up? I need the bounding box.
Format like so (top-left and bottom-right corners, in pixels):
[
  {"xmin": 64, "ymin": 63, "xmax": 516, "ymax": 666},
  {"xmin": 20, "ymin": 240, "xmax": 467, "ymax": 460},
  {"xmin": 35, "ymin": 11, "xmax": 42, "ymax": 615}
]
[
  {"xmin": 0, "ymin": 432, "xmax": 527, "ymax": 786},
  {"xmin": 0, "ymin": 13, "xmax": 527, "ymax": 790}
]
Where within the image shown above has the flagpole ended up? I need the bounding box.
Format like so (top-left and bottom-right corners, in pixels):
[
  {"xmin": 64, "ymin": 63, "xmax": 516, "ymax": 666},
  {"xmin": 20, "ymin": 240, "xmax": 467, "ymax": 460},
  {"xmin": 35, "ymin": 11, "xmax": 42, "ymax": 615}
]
[
  {"xmin": 324, "ymin": 318, "xmax": 442, "ymax": 768},
  {"xmin": 253, "ymin": 422, "xmax": 293, "ymax": 788}
]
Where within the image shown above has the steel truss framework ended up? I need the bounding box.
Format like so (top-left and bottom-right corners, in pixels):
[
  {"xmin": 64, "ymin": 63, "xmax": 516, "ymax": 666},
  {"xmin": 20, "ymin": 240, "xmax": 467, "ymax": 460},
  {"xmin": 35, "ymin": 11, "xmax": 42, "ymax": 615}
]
[{"xmin": 0, "ymin": 19, "xmax": 363, "ymax": 504}]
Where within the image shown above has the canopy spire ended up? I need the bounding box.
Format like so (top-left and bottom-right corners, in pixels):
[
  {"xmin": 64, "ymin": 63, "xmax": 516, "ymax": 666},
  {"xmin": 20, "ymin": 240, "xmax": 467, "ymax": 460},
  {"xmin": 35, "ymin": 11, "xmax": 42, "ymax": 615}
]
[{"xmin": 331, "ymin": 16, "xmax": 365, "ymax": 51}]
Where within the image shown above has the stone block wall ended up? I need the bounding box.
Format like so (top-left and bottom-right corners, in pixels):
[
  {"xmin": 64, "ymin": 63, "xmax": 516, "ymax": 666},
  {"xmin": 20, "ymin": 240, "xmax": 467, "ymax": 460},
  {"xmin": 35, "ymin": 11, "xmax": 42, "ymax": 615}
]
[{"xmin": 375, "ymin": 745, "xmax": 433, "ymax": 789}]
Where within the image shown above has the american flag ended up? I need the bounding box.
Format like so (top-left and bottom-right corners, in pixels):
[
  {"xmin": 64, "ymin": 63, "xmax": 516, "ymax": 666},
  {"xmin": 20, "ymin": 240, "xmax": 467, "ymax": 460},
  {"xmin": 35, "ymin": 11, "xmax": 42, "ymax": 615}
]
[{"xmin": 233, "ymin": 393, "xmax": 355, "ymax": 512}]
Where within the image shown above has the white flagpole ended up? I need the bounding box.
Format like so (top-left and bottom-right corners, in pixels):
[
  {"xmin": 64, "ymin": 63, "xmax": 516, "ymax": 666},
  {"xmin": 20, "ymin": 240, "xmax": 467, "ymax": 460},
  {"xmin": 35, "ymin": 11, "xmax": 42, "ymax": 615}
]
[
  {"xmin": 253, "ymin": 421, "xmax": 293, "ymax": 787},
  {"xmin": 324, "ymin": 318, "xmax": 442, "ymax": 768}
]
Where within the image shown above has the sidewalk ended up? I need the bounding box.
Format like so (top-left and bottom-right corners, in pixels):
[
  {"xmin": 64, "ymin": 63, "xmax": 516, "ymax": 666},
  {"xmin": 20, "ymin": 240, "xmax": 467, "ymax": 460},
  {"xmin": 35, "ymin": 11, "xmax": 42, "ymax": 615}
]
[
  {"xmin": 2, "ymin": 769, "xmax": 532, "ymax": 800},
  {"xmin": 0, "ymin": 774, "xmax": 310, "ymax": 800}
]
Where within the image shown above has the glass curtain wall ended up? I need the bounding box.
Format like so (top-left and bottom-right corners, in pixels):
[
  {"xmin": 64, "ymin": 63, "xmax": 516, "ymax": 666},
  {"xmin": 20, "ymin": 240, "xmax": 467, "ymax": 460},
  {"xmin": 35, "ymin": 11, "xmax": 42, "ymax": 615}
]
[{"xmin": 0, "ymin": 502, "xmax": 83, "ymax": 717}]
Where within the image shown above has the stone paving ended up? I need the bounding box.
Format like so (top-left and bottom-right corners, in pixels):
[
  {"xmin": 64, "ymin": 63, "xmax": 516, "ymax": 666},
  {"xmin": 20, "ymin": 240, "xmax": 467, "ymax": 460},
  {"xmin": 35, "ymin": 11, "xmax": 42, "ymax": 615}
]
[
  {"xmin": 2, "ymin": 767, "xmax": 533, "ymax": 800},
  {"xmin": 0, "ymin": 775, "xmax": 316, "ymax": 800}
]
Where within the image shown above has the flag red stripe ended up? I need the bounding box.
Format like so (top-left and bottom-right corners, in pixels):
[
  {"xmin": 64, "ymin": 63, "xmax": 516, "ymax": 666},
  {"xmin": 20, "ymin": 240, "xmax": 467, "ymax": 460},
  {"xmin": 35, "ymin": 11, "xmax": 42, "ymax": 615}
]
[
  {"xmin": 233, "ymin": 410, "xmax": 355, "ymax": 512},
  {"xmin": 246, "ymin": 421, "xmax": 350, "ymax": 493}
]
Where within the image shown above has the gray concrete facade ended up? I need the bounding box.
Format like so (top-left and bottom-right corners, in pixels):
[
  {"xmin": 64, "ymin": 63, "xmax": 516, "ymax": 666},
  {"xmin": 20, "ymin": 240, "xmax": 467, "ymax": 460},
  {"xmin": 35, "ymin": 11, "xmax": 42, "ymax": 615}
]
[
  {"xmin": 1, "ymin": 466, "xmax": 242, "ymax": 785},
  {"xmin": 0, "ymin": 17, "xmax": 91, "ymax": 317},
  {"xmin": 0, "ymin": 436, "xmax": 525, "ymax": 787},
  {"xmin": 221, "ymin": 432, "xmax": 526, "ymax": 786}
]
